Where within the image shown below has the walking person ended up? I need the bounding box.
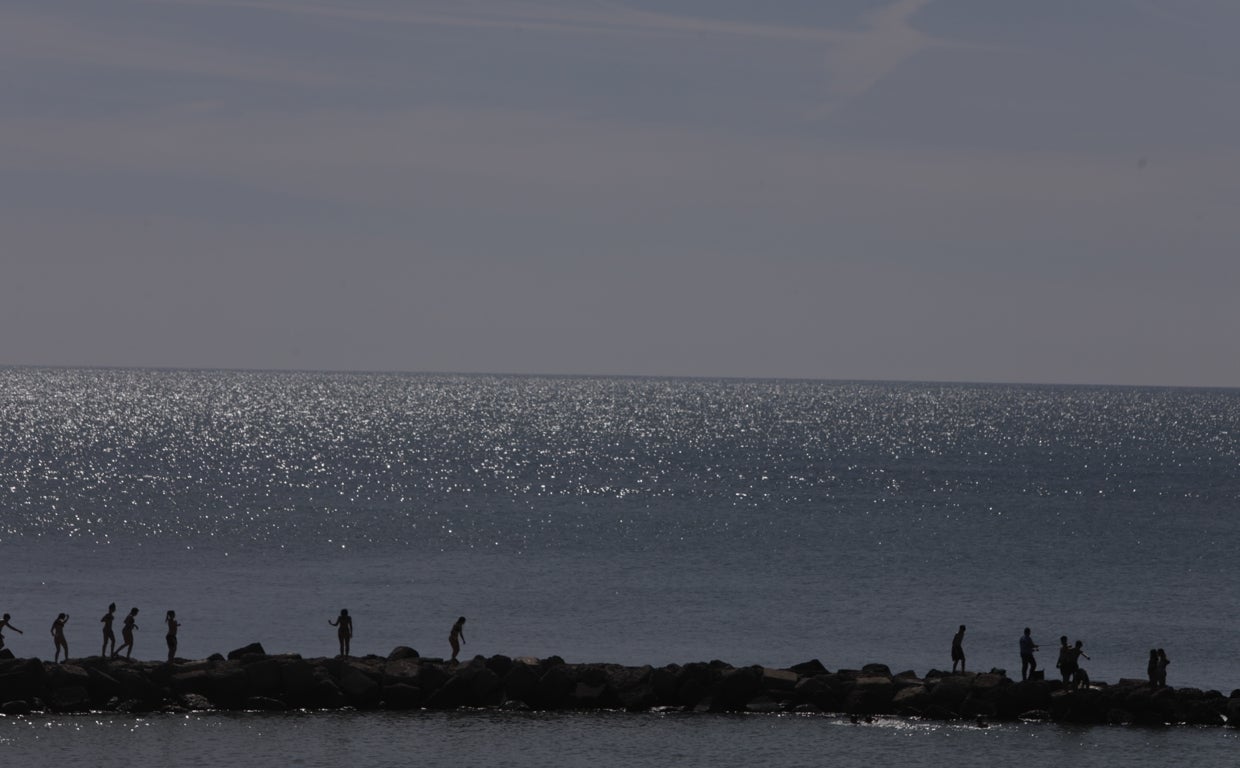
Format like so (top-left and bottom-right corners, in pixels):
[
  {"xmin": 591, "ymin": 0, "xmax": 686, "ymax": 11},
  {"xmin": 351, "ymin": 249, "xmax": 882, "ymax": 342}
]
[
  {"xmin": 165, "ymin": 610, "xmax": 180, "ymax": 663},
  {"xmin": 0, "ymin": 613, "xmax": 23, "ymax": 652},
  {"xmin": 1019, "ymin": 627, "xmax": 1039, "ymax": 681},
  {"xmin": 101, "ymin": 603, "xmax": 117, "ymax": 657},
  {"xmin": 51, "ymin": 613, "xmax": 70, "ymax": 663},
  {"xmin": 329, "ymin": 609, "xmax": 352, "ymax": 657},
  {"xmin": 951, "ymin": 625, "xmax": 966, "ymax": 673},
  {"xmin": 114, "ymin": 607, "xmax": 139, "ymax": 659},
  {"xmin": 1067, "ymin": 640, "xmax": 1091, "ymax": 689},
  {"xmin": 449, "ymin": 616, "xmax": 467, "ymax": 663}
]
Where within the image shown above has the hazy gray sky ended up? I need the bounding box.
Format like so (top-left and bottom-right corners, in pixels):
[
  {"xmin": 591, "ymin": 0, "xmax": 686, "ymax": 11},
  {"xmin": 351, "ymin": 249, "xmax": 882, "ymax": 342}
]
[{"xmin": 4, "ymin": 0, "xmax": 1238, "ymax": 386}]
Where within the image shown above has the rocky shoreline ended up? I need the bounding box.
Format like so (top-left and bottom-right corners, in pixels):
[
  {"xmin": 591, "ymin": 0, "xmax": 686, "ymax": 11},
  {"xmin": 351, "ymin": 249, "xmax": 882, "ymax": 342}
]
[{"xmin": 1, "ymin": 646, "xmax": 1237, "ymax": 727}]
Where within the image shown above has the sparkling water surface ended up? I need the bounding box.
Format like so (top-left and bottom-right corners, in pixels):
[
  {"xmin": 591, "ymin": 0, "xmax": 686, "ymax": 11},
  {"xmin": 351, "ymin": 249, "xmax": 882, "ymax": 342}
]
[{"xmin": 1, "ymin": 368, "xmax": 1238, "ymax": 764}]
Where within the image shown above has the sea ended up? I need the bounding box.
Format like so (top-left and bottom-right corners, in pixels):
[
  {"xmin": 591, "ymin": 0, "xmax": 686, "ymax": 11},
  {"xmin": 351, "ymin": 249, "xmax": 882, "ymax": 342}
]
[{"xmin": 1, "ymin": 367, "xmax": 1237, "ymax": 766}]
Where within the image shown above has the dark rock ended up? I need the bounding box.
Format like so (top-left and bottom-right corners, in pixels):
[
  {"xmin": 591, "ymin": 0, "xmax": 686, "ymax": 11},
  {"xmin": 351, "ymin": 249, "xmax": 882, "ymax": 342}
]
[
  {"xmin": 762, "ymin": 667, "xmax": 799, "ymax": 692},
  {"xmin": 49, "ymin": 686, "xmax": 91, "ymax": 713},
  {"xmin": 205, "ymin": 663, "xmax": 251, "ymax": 708},
  {"xmin": 387, "ymin": 647, "xmax": 419, "ymax": 661},
  {"xmin": 226, "ymin": 643, "xmax": 266, "ymax": 661},
  {"xmin": 534, "ymin": 664, "xmax": 576, "ymax": 709},
  {"xmin": 846, "ymin": 676, "xmax": 895, "ymax": 715},
  {"xmin": 381, "ymin": 684, "xmax": 422, "ymax": 709},
  {"xmin": 862, "ymin": 664, "xmax": 892, "ymax": 678},
  {"xmin": 502, "ymin": 663, "xmax": 539, "ymax": 705},
  {"xmin": 712, "ymin": 667, "xmax": 762, "ymax": 711},
  {"xmin": 745, "ymin": 696, "xmax": 787, "ymax": 714},
  {"xmin": 892, "ymin": 685, "xmax": 930, "ymax": 715},
  {"xmin": 928, "ymin": 675, "xmax": 971, "ymax": 714},
  {"xmin": 245, "ymin": 696, "xmax": 288, "ymax": 711},
  {"xmin": 180, "ymin": 693, "xmax": 214, "ymax": 711},
  {"xmin": 569, "ymin": 682, "xmax": 611, "ymax": 709},
  {"xmin": 339, "ymin": 665, "xmax": 382, "ymax": 709},
  {"xmin": 278, "ymin": 659, "xmax": 318, "ymax": 705},
  {"xmin": 0, "ymin": 650, "xmax": 14, "ymax": 660},
  {"xmin": 485, "ymin": 655, "xmax": 513, "ymax": 678},
  {"xmin": 243, "ymin": 659, "xmax": 285, "ymax": 698},
  {"xmin": 1227, "ymin": 698, "xmax": 1240, "ymax": 727},
  {"xmin": 308, "ymin": 678, "xmax": 347, "ymax": 709},
  {"xmin": 790, "ymin": 659, "xmax": 828, "ymax": 676},
  {"xmin": 1, "ymin": 700, "xmax": 30, "ymax": 715},
  {"xmin": 425, "ymin": 672, "xmax": 474, "ymax": 709}
]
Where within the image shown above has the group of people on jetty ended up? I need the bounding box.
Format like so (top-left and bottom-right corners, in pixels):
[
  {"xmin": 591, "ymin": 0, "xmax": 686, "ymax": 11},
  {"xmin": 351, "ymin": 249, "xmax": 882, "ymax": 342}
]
[
  {"xmin": 950, "ymin": 625, "xmax": 1172, "ymax": 688},
  {"xmin": 0, "ymin": 606, "xmax": 177, "ymax": 662},
  {"xmin": 0, "ymin": 606, "xmax": 468, "ymax": 665}
]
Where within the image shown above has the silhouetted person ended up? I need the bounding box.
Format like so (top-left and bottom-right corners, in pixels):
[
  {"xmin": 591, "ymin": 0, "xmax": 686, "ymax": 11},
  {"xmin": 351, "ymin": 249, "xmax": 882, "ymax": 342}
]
[
  {"xmin": 449, "ymin": 616, "xmax": 467, "ymax": 663},
  {"xmin": 1055, "ymin": 635, "xmax": 1072, "ymax": 685},
  {"xmin": 0, "ymin": 614, "xmax": 23, "ymax": 651},
  {"xmin": 114, "ymin": 607, "xmax": 139, "ymax": 659},
  {"xmin": 1155, "ymin": 648, "xmax": 1170, "ymax": 687},
  {"xmin": 1019, "ymin": 627, "xmax": 1039, "ymax": 681},
  {"xmin": 101, "ymin": 603, "xmax": 117, "ymax": 657},
  {"xmin": 329, "ymin": 609, "xmax": 352, "ymax": 657},
  {"xmin": 950, "ymin": 625, "xmax": 966, "ymax": 673},
  {"xmin": 51, "ymin": 613, "xmax": 70, "ymax": 663},
  {"xmin": 1067, "ymin": 640, "xmax": 1090, "ymax": 689},
  {"xmin": 165, "ymin": 610, "xmax": 180, "ymax": 663},
  {"xmin": 1147, "ymin": 649, "xmax": 1159, "ymax": 686}
]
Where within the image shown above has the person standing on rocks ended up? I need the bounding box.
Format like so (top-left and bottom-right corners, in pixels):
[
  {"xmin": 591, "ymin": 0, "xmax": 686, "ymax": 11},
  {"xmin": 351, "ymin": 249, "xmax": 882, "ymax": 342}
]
[
  {"xmin": 165, "ymin": 610, "xmax": 180, "ymax": 663},
  {"xmin": 1155, "ymin": 648, "xmax": 1170, "ymax": 687},
  {"xmin": 114, "ymin": 607, "xmax": 139, "ymax": 659},
  {"xmin": 951, "ymin": 625, "xmax": 966, "ymax": 673},
  {"xmin": 101, "ymin": 603, "xmax": 117, "ymax": 657},
  {"xmin": 449, "ymin": 616, "xmax": 467, "ymax": 663},
  {"xmin": 329, "ymin": 609, "xmax": 353, "ymax": 657},
  {"xmin": 1066, "ymin": 640, "xmax": 1090, "ymax": 689},
  {"xmin": 51, "ymin": 613, "xmax": 70, "ymax": 662},
  {"xmin": 1147, "ymin": 649, "xmax": 1159, "ymax": 686},
  {"xmin": 1055, "ymin": 635, "xmax": 1072, "ymax": 685},
  {"xmin": 1019, "ymin": 627, "xmax": 1039, "ymax": 681},
  {"xmin": 0, "ymin": 613, "xmax": 23, "ymax": 651}
]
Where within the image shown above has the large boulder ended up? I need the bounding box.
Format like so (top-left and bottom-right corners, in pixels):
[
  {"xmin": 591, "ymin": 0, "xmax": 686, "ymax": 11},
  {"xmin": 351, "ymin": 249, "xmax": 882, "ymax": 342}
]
[
  {"xmin": 226, "ymin": 643, "xmax": 267, "ymax": 661},
  {"xmin": 712, "ymin": 667, "xmax": 762, "ymax": 712},
  {"xmin": 846, "ymin": 676, "xmax": 895, "ymax": 715}
]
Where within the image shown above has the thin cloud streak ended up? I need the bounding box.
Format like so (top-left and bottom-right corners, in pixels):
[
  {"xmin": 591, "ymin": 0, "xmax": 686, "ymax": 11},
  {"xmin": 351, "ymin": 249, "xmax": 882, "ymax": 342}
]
[{"xmin": 0, "ymin": 6, "xmax": 340, "ymax": 87}]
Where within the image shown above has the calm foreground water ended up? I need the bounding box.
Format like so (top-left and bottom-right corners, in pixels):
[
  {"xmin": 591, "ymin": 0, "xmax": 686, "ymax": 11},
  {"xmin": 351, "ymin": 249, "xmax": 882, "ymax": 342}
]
[{"xmin": 1, "ymin": 368, "xmax": 1237, "ymax": 764}]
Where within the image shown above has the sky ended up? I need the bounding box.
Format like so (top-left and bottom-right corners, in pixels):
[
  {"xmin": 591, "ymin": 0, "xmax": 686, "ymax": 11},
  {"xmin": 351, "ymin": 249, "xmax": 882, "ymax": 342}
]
[{"xmin": 3, "ymin": 0, "xmax": 1239, "ymax": 387}]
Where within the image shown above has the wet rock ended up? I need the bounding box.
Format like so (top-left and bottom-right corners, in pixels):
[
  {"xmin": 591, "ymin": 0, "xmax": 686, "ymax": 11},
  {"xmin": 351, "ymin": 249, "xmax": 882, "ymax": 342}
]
[
  {"xmin": 381, "ymin": 684, "xmax": 422, "ymax": 710},
  {"xmin": 1, "ymin": 700, "xmax": 31, "ymax": 715},
  {"xmin": 245, "ymin": 696, "xmax": 288, "ymax": 711}
]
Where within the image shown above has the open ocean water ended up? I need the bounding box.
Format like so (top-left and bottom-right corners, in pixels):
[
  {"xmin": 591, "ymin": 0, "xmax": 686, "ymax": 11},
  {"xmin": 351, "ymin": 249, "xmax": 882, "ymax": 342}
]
[{"xmin": 1, "ymin": 367, "xmax": 1238, "ymax": 766}]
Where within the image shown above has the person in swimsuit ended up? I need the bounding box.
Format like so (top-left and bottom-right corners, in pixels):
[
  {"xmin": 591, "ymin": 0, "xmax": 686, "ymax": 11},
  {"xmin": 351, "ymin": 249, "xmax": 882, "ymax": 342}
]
[
  {"xmin": 329, "ymin": 609, "xmax": 353, "ymax": 657},
  {"xmin": 1147, "ymin": 649, "xmax": 1159, "ymax": 686},
  {"xmin": 1155, "ymin": 648, "xmax": 1170, "ymax": 687},
  {"xmin": 951, "ymin": 625, "xmax": 966, "ymax": 673},
  {"xmin": 114, "ymin": 607, "xmax": 139, "ymax": 659},
  {"xmin": 449, "ymin": 616, "xmax": 467, "ymax": 663},
  {"xmin": 51, "ymin": 613, "xmax": 70, "ymax": 663},
  {"xmin": 101, "ymin": 603, "xmax": 117, "ymax": 657},
  {"xmin": 165, "ymin": 610, "xmax": 180, "ymax": 663},
  {"xmin": 0, "ymin": 613, "xmax": 23, "ymax": 651}
]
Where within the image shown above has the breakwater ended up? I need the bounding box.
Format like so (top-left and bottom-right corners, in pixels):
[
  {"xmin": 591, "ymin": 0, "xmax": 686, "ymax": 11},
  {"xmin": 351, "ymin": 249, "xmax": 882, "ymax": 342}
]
[{"xmin": 1, "ymin": 647, "xmax": 1237, "ymax": 727}]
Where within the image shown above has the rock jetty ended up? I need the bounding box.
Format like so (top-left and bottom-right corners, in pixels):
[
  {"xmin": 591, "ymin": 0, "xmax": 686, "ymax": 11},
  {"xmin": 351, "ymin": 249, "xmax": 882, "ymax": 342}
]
[{"xmin": 1, "ymin": 647, "xmax": 1237, "ymax": 727}]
